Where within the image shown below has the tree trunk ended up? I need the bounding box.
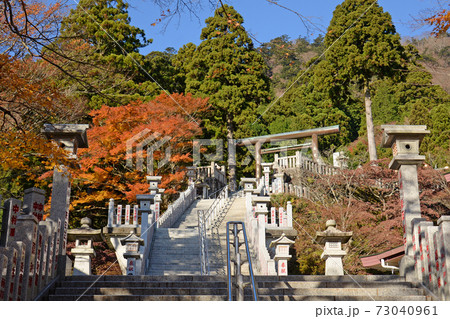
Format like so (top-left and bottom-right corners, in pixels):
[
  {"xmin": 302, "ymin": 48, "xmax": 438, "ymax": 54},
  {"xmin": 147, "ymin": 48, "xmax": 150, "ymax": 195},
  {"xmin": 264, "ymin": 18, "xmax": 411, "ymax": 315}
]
[
  {"xmin": 227, "ymin": 117, "xmax": 236, "ymax": 192},
  {"xmin": 364, "ymin": 84, "xmax": 378, "ymax": 162}
]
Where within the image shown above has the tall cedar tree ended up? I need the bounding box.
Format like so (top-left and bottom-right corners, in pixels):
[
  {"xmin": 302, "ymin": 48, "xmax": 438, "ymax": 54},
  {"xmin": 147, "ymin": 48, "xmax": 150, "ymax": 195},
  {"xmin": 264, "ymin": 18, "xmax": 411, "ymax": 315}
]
[
  {"xmin": 324, "ymin": 0, "xmax": 407, "ymax": 161},
  {"xmin": 182, "ymin": 5, "xmax": 271, "ymax": 187},
  {"xmin": 55, "ymin": 0, "xmax": 158, "ymax": 109}
]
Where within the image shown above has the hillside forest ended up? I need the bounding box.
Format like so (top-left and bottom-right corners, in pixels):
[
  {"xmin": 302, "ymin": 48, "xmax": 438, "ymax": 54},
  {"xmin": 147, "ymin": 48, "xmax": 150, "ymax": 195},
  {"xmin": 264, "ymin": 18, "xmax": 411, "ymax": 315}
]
[{"xmin": 0, "ymin": 0, "xmax": 449, "ymax": 274}]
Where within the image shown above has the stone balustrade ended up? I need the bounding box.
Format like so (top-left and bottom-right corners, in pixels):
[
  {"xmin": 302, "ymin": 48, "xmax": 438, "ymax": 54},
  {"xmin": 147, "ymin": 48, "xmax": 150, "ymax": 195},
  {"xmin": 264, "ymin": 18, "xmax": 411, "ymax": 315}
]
[
  {"xmin": 0, "ymin": 188, "xmax": 65, "ymax": 300},
  {"xmin": 157, "ymin": 184, "xmax": 195, "ymax": 228},
  {"xmin": 243, "ymin": 187, "xmax": 297, "ymax": 276}
]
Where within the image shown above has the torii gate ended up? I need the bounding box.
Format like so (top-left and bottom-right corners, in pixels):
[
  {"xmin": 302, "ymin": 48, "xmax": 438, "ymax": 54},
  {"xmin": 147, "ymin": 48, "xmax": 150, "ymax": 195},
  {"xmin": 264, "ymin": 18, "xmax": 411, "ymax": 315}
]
[{"xmin": 236, "ymin": 125, "xmax": 340, "ymax": 178}]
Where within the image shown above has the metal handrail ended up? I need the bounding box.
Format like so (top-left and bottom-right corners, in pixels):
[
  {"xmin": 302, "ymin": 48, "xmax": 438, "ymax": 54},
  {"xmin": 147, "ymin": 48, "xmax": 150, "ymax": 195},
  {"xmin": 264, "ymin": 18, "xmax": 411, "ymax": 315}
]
[
  {"xmin": 198, "ymin": 186, "xmax": 228, "ymax": 275},
  {"xmin": 226, "ymin": 221, "xmax": 258, "ymax": 301},
  {"xmin": 204, "ymin": 186, "xmax": 228, "ymax": 228},
  {"xmin": 197, "ymin": 209, "xmax": 209, "ymax": 275}
]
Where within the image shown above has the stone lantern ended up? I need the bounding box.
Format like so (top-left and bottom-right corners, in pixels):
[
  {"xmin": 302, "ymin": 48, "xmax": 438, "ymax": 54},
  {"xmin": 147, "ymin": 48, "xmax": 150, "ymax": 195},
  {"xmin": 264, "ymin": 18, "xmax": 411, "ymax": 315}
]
[
  {"xmin": 381, "ymin": 125, "xmax": 429, "ymax": 280},
  {"xmin": 315, "ymin": 220, "xmax": 352, "ymax": 275},
  {"xmin": 43, "ymin": 123, "xmax": 89, "ymax": 277},
  {"xmin": 146, "ymin": 175, "xmax": 162, "ymax": 195},
  {"xmin": 68, "ymin": 217, "xmax": 102, "ymax": 275},
  {"xmin": 120, "ymin": 232, "xmax": 144, "ymax": 275},
  {"xmin": 42, "ymin": 124, "xmax": 89, "ymax": 159},
  {"xmin": 241, "ymin": 178, "xmax": 257, "ymax": 199},
  {"xmin": 269, "ymin": 233, "xmax": 295, "ymax": 276},
  {"xmin": 186, "ymin": 166, "xmax": 197, "ymax": 184}
]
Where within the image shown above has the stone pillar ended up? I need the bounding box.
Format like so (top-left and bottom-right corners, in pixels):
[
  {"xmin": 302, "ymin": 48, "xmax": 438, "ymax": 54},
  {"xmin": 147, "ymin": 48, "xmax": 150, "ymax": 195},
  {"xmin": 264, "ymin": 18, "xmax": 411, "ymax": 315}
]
[
  {"xmin": 417, "ymin": 221, "xmax": 434, "ymax": 287},
  {"xmin": 315, "ymin": 220, "xmax": 352, "ymax": 276},
  {"xmin": 270, "ymin": 233, "xmax": 295, "ymax": 276},
  {"xmin": 0, "ymin": 246, "xmax": 18, "ymax": 300},
  {"xmin": 120, "ymin": 232, "xmax": 144, "ymax": 276},
  {"xmin": 255, "ymin": 141, "xmax": 262, "ymax": 179},
  {"xmin": 270, "ymin": 207, "xmax": 276, "ymax": 226},
  {"xmin": 436, "ymin": 216, "xmax": 450, "ymax": 300},
  {"xmin": 0, "ymin": 254, "xmax": 7, "ymax": 300},
  {"xmin": 381, "ymin": 125, "xmax": 429, "ymax": 281},
  {"xmin": 311, "ymin": 134, "xmax": 320, "ymax": 163},
  {"xmin": 14, "ymin": 213, "xmax": 39, "ymax": 300},
  {"xmin": 423, "ymin": 225, "xmax": 439, "ymax": 292},
  {"xmin": 154, "ymin": 190, "xmax": 163, "ymax": 221},
  {"xmin": 43, "ymin": 124, "xmax": 89, "ymax": 278},
  {"xmin": 22, "ymin": 187, "xmax": 45, "ymax": 222},
  {"xmin": 261, "ymin": 163, "xmax": 273, "ymax": 194},
  {"xmin": 0, "ymin": 198, "xmax": 22, "ymax": 247},
  {"xmin": 274, "ymin": 173, "xmax": 285, "ymax": 194},
  {"xmin": 286, "ymin": 201, "xmax": 293, "ymax": 228},
  {"xmin": 412, "ymin": 218, "xmax": 428, "ymax": 282}
]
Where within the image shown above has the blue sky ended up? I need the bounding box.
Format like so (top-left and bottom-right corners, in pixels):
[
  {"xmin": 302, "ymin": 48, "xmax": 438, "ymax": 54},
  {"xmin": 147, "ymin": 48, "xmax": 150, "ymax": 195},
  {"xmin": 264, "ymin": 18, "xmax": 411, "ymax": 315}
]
[{"xmin": 125, "ymin": 0, "xmax": 438, "ymax": 55}]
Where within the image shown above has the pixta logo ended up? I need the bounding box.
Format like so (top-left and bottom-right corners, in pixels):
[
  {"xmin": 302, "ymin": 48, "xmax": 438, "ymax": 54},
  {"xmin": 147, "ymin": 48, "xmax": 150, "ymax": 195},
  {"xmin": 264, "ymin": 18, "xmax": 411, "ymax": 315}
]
[{"xmin": 126, "ymin": 129, "xmax": 171, "ymax": 174}]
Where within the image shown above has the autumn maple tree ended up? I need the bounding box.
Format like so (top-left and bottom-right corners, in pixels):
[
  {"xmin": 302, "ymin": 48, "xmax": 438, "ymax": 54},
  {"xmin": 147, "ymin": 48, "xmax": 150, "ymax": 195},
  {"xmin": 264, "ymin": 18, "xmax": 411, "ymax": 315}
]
[
  {"xmin": 425, "ymin": 5, "xmax": 450, "ymax": 35},
  {"xmin": 70, "ymin": 93, "xmax": 207, "ymax": 227}
]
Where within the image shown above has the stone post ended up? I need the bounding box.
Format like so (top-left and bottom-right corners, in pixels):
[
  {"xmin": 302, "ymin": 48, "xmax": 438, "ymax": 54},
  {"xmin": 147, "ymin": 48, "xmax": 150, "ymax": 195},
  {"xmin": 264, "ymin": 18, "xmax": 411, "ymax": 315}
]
[
  {"xmin": 0, "ymin": 246, "xmax": 18, "ymax": 300},
  {"xmin": 120, "ymin": 232, "xmax": 144, "ymax": 275},
  {"xmin": 22, "ymin": 187, "xmax": 45, "ymax": 222},
  {"xmin": 436, "ymin": 216, "xmax": 450, "ymax": 300},
  {"xmin": 315, "ymin": 220, "xmax": 352, "ymax": 275},
  {"xmin": 0, "ymin": 198, "xmax": 22, "ymax": 247},
  {"xmin": 381, "ymin": 125, "xmax": 429, "ymax": 281},
  {"xmin": 0, "ymin": 254, "xmax": 7, "ymax": 300},
  {"xmin": 274, "ymin": 173, "xmax": 285, "ymax": 194},
  {"xmin": 286, "ymin": 201, "xmax": 293, "ymax": 228},
  {"xmin": 43, "ymin": 123, "xmax": 89, "ymax": 278},
  {"xmin": 261, "ymin": 163, "xmax": 273, "ymax": 194},
  {"xmin": 14, "ymin": 211, "xmax": 39, "ymax": 300},
  {"xmin": 251, "ymin": 196, "xmax": 271, "ymax": 253},
  {"xmin": 154, "ymin": 189, "xmax": 164, "ymax": 221},
  {"xmin": 423, "ymin": 225, "xmax": 439, "ymax": 292},
  {"xmin": 67, "ymin": 217, "xmax": 102, "ymax": 276},
  {"xmin": 269, "ymin": 233, "xmax": 295, "ymax": 276},
  {"xmin": 416, "ymin": 221, "xmax": 434, "ymax": 287}
]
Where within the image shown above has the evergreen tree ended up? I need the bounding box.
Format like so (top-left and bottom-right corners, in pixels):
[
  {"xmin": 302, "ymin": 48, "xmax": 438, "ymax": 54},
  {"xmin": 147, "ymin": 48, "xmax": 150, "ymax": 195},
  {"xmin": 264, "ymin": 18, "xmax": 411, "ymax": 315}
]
[
  {"xmin": 324, "ymin": 0, "xmax": 408, "ymax": 161},
  {"xmin": 55, "ymin": 0, "xmax": 161, "ymax": 108},
  {"xmin": 182, "ymin": 5, "xmax": 271, "ymax": 187}
]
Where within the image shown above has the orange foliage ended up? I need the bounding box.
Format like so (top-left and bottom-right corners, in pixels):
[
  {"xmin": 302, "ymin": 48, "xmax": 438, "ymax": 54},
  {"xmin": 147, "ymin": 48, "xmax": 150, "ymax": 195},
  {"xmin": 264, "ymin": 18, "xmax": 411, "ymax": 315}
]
[
  {"xmin": 425, "ymin": 7, "xmax": 450, "ymax": 35},
  {"xmin": 73, "ymin": 93, "xmax": 208, "ymax": 214},
  {"xmin": 0, "ymin": 0, "xmax": 65, "ymax": 57}
]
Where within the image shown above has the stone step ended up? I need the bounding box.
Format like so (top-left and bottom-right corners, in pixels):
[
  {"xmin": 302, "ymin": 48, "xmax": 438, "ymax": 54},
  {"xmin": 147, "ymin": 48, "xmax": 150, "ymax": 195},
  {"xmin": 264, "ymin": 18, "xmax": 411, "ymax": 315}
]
[
  {"xmin": 256, "ymin": 281, "xmax": 416, "ymax": 289},
  {"xmin": 58, "ymin": 280, "xmax": 227, "ymax": 288},
  {"xmin": 256, "ymin": 287, "xmax": 425, "ymax": 296},
  {"xmin": 63, "ymin": 275, "xmax": 225, "ymax": 282},
  {"xmin": 146, "ymin": 270, "xmax": 202, "ymax": 276},
  {"xmin": 54, "ymin": 287, "xmax": 227, "ymax": 296},
  {"xmin": 255, "ymin": 295, "xmax": 429, "ymax": 301},
  {"xmin": 148, "ymin": 265, "xmax": 201, "ymax": 271},
  {"xmin": 254, "ymin": 275, "xmax": 407, "ymax": 282},
  {"xmin": 49, "ymin": 294, "xmax": 227, "ymax": 301}
]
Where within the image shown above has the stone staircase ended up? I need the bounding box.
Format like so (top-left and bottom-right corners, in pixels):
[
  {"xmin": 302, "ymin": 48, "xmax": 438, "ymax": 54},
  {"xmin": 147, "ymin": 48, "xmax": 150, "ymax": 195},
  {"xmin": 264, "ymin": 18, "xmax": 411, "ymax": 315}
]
[
  {"xmin": 146, "ymin": 199, "xmax": 213, "ymax": 276},
  {"xmin": 45, "ymin": 192, "xmax": 432, "ymax": 301},
  {"xmin": 46, "ymin": 274, "xmax": 431, "ymax": 301},
  {"xmin": 207, "ymin": 195, "xmax": 256, "ymax": 275}
]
